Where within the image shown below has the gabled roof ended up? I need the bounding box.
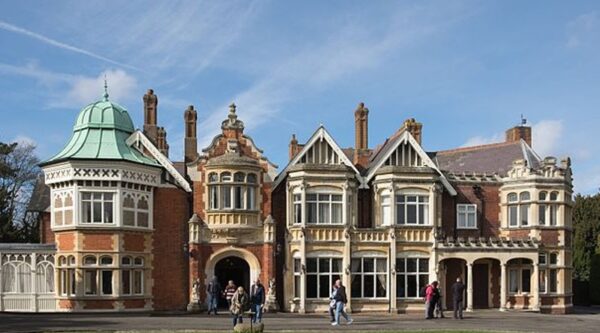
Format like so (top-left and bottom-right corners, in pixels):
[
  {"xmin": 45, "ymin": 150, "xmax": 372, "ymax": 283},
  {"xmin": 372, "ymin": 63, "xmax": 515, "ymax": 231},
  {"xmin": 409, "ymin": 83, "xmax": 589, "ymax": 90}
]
[
  {"xmin": 27, "ymin": 175, "xmax": 50, "ymax": 212},
  {"xmin": 432, "ymin": 139, "xmax": 541, "ymax": 176},
  {"xmin": 126, "ymin": 131, "xmax": 192, "ymax": 192},
  {"xmin": 273, "ymin": 126, "xmax": 363, "ymax": 189},
  {"xmin": 365, "ymin": 130, "xmax": 457, "ymax": 196}
]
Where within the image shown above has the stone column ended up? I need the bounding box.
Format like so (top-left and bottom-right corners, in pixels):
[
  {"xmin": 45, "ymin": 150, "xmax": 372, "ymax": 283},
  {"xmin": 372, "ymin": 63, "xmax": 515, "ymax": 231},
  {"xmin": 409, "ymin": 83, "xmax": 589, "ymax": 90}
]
[
  {"xmin": 344, "ymin": 227, "xmax": 352, "ymax": 313},
  {"xmin": 389, "ymin": 229, "xmax": 397, "ymax": 313},
  {"xmin": 31, "ymin": 253, "xmax": 38, "ymax": 312},
  {"xmin": 532, "ymin": 262, "xmax": 540, "ymax": 311},
  {"xmin": 467, "ymin": 262, "xmax": 473, "ymax": 312},
  {"xmin": 500, "ymin": 262, "xmax": 507, "ymax": 311},
  {"xmin": 299, "ymin": 228, "xmax": 306, "ymax": 314}
]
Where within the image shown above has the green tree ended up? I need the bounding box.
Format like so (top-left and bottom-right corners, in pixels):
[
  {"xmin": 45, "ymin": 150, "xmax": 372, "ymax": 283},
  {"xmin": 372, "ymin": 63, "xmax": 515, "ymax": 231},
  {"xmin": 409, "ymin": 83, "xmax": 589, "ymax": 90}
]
[
  {"xmin": 0, "ymin": 141, "xmax": 41, "ymax": 242},
  {"xmin": 573, "ymin": 192, "xmax": 600, "ymax": 281}
]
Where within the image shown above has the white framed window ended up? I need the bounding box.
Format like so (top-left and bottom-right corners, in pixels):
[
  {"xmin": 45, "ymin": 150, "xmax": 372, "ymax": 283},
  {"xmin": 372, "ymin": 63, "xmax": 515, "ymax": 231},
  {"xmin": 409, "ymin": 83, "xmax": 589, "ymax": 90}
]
[
  {"xmin": 396, "ymin": 195, "xmax": 429, "ymax": 225},
  {"xmin": 508, "ymin": 259, "xmax": 532, "ymax": 295},
  {"xmin": 381, "ymin": 194, "xmax": 392, "ymax": 226},
  {"xmin": 53, "ymin": 192, "xmax": 74, "ymax": 226},
  {"xmin": 306, "ymin": 193, "xmax": 343, "ymax": 224},
  {"xmin": 350, "ymin": 257, "xmax": 387, "ymax": 298},
  {"xmin": 306, "ymin": 257, "xmax": 343, "ymax": 298},
  {"xmin": 81, "ymin": 192, "xmax": 114, "ymax": 224},
  {"xmin": 121, "ymin": 256, "xmax": 144, "ymax": 296},
  {"xmin": 293, "ymin": 258, "xmax": 301, "ymax": 298},
  {"xmin": 83, "ymin": 255, "xmax": 114, "ymax": 296},
  {"xmin": 1, "ymin": 259, "xmax": 32, "ymax": 293},
  {"xmin": 122, "ymin": 193, "xmax": 150, "ymax": 228},
  {"xmin": 457, "ymin": 204, "xmax": 477, "ymax": 229},
  {"xmin": 396, "ymin": 257, "xmax": 429, "ymax": 298},
  {"xmin": 293, "ymin": 194, "xmax": 302, "ymax": 224},
  {"xmin": 207, "ymin": 171, "xmax": 259, "ymax": 211},
  {"xmin": 507, "ymin": 192, "xmax": 530, "ymax": 228}
]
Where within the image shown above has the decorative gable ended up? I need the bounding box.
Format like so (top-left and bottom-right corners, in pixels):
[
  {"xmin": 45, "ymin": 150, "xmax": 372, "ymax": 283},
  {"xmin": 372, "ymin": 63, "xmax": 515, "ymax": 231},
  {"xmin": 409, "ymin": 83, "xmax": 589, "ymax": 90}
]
[
  {"xmin": 273, "ymin": 126, "xmax": 363, "ymax": 189},
  {"xmin": 383, "ymin": 140, "xmax": 425, "ymax": 167},
  {"xmin": 366, "ymin": 131, "xmax": 456, "ymax": 195}
]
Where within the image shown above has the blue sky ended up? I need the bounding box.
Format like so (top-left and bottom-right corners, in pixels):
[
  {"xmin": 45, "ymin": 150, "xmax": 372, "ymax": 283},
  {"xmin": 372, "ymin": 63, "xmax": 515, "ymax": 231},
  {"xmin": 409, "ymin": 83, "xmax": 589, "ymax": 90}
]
[{"xmin": 0, "ymin": 0, "xmax": 599, "ymax": 194}]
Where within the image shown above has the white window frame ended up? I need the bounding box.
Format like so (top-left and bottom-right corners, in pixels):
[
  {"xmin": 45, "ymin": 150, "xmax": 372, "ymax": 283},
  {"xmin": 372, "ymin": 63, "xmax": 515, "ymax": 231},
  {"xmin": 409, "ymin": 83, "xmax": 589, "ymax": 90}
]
[
  {"xmin": 457, "ymin": 204, "xmax": 477, "ymax": 229},
  {"xmin": 507, "ymin": 192, "xmax": 531, "ymax": 228},
  {"xmin": 293, "ymin": 194, "xmax": 302, "ymax": 225},
  {"xmin": 350, "ymin": 257, "xmax": 388, "ymax": 299},
  {"xmin": 80, "ymin": 191, "xmax": 115, "ymax": 224},
  {"xmin": 395, "ymin": 194, "xmax": 429, "ymax": 225},
  {"xmin": 122, "ymin": 192, "xmax": 151, "ymax": 228},
  {"xmin": 395, "ymin": 256, "xmax": 429, "ymax": 299},
  {"xmin": 207, "ymin": 171, "xmax": 259, "ymax": 211},
  {"xmin": 306, "ymin": 192, "xmax": 343, "ymax": 225},
  {"xmin": 305, "ymin": 257, "xmax": 343, "ymax": 299},
  {"xmin": 381, "ymin": 193, "xmax": 392, "ymax": 226},
  {"xmin": 507, "ymin": 260, "xmax": 532, "ymax": 295}
]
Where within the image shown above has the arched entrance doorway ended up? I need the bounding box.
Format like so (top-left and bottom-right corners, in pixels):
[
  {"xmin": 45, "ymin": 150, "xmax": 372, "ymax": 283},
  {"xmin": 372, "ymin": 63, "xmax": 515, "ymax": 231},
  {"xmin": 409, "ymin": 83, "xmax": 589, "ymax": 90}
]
[{"xmin": 214, "ymin": 256, "xmax": 250, "ymax": 308}]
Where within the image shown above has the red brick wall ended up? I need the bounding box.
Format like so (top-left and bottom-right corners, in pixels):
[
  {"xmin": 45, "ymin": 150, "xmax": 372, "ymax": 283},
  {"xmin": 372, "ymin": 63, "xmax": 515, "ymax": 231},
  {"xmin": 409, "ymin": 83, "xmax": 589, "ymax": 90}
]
[
  {"xmin": 123, "ymin": 299, "xmax": 146, "ymax": 309},
  {"xmin": 83, "ymin": 300, "xmax": 114, "ymax": 310},
  {"xmin": 82, "ymin": 233, "xmax": 114, "ymax": 251},
  {"xmin": 123, "ymin": 232, "xmax": 146, "ymax": 252},
  {"xmin": 442, "ymin": 183, "xmax": 501, "ymax": 239},
  {"xmin": 152, "ymin": 187, "xmax": 190, "ymax": 311},
  {"xmin": 39, "ymin": 212, "xmax": 54, "ymax": 244},
  {"xmin": 56, "ymin": 232, "xmax": 75, "ymax": 251},
  {"xmin": 540, "ymin": 230, "xmax": 560, "ymax": 246}
]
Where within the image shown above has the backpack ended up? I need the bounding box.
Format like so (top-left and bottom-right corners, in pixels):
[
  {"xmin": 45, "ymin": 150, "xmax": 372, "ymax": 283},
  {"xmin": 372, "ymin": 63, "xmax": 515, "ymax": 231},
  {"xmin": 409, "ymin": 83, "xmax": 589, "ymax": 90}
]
[{"xmin": 419, "ymin": 285, "xmax": 428, "ymax": 298}]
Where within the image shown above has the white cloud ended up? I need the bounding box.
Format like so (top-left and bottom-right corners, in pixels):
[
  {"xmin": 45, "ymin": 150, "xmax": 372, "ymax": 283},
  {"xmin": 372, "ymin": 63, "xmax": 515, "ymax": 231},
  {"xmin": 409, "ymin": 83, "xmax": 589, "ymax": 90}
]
[
  {"xmin": 63, "ymin": 69, "xmax": 138, "ymax": 106},
  {"xmin": 532, "ymin": 120, "xmax": 563, "ymax": 158},
  {"xmin": 0, "ymin": 61, "xmax": 73, "ymax": 85},
  {"xmin": 566, "ymin": 12, "xmax": 599, "ymax": 48},
  {"xmin": 0, "ymin": 19, "xmax": 138, "ymax": 70},
  {"xmin": 197, "ymin": 3, "xmax": 473, "ymax": 149},
  {"xmin": 461, "ymin": 133, "xmax": 503, "ymax": 147}
]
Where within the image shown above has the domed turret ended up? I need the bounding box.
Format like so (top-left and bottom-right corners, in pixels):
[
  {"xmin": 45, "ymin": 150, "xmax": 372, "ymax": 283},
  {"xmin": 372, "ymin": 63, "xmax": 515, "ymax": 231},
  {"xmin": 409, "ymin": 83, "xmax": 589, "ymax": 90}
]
[{"xmin": 41, "ymin": 88, "xmax": 158, "ymax": 167}]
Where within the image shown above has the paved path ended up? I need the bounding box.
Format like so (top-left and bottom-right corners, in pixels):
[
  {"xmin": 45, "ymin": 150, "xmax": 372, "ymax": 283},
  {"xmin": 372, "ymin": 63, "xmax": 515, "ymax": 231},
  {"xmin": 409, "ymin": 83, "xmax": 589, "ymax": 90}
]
[{"xmin": 1, "ymin": 308, "xmax": 600, "ymax": 333}]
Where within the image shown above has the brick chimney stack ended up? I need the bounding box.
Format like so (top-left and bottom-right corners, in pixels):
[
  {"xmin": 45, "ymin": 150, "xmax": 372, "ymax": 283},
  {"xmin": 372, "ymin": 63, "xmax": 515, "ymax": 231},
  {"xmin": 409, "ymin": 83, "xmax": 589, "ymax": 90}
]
[
  {"xmin": 403, "ymin": 118, "xmax": 423, "ymax": 145},
  {"xmin": 184, "ymin": 105, "xmax": 198, "ymax": 163},
  {"xmin": 354, "ymin": 102, "xmax": 369, "ymax": 151},
  {"xmin": 506, "ymin": 124, "xmax": 532, "ymax": 146},
  {"xmin": 157, "ymin": 127, "xmax": 169, "ymax": 157},
  {"xmin": 289, "ymin": 134, "xmax": 299, "ymax": 160},
  {"xmin": 143, "ymin": 89, "xmax": 159, "ymax": 144}
]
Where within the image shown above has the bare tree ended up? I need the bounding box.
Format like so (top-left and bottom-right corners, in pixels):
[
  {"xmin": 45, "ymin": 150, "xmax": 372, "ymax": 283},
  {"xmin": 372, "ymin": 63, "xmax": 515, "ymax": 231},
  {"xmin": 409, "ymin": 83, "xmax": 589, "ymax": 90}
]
[{"xmin": 0, "ymin": 141, "xmax": 41, "ymax": 242}]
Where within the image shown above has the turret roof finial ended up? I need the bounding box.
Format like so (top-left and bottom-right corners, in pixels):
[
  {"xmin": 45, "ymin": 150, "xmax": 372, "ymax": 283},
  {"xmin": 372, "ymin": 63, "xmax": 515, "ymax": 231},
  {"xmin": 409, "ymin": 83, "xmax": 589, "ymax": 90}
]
[
  {"xmin": 229, "ymin": 102, "xmax": 236, "ymax": 114},
  {"xmin": 103, "ymin": 75, "xmax": 109, "ymax": 101}
]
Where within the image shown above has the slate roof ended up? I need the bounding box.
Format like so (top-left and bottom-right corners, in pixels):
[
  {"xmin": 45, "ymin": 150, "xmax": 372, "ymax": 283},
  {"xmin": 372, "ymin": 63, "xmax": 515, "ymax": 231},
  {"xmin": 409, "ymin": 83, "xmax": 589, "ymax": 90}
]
[
  {"xmin": 27, "ymin": 175, "xmax": 50, "ymax": 212},
  {"xmin": 431, "ymin": 140, "xmax": 541, "ymax": 176}
]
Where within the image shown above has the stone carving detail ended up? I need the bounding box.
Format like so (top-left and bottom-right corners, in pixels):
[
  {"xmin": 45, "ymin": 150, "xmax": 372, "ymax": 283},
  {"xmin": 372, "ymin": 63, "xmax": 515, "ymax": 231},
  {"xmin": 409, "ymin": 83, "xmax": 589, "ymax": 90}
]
[{"xmin": 264, "ymin": 278, "xmax": 279, "ymax": 312}]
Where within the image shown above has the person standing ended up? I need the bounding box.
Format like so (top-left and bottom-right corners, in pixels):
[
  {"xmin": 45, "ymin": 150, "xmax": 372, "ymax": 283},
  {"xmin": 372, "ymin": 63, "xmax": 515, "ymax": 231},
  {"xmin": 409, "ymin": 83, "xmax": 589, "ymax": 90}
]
[
  {"xmin": 434, "ymin": 285, "xmax": 445, "ymax": 318},
  {"xmin": 451, "ymin": 277, "xmax": 465, "ymax": 320},
  {"xmin": 425, "ymin": 281, "xmax": 438, "ymax": 319},
  {"xmin": 206, "ymin": 276, "xmax": 221, "ymax": 315},
  {"xmin": 230, "ymin": 286, "xmax": 249, "ymax": 327},
  {"xmin": 223, "ymin": 280, "xmax": 237, "ymax": 310},
  {"xmin": 332, "ymin": 279, "xmax": 353, "ymax": 326},
  {"xmin": 250, "ymin": 278, "xmax": 266, "ymax": 323},
  {"xmin": 328, "ymin": 283, "xmax": 338, "ymax": 323}
]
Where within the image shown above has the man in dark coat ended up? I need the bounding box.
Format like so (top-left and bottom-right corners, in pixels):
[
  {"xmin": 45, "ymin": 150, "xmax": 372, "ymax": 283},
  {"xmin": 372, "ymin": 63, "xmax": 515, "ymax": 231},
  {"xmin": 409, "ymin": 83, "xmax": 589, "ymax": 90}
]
[
  {"xmin": 451, "ymin": 277, "xmax": 466, "ymax": 319},
  {"xmin": 206, "ymin": 276, "xmax": 222, "ymax": 315},
  {"xmin": 250, "ymin": 278, "xmax": 266, "ymax": 323},
  {"xmin": 332, "ymin": 279, "xmax": 353, "ymax": 326}
]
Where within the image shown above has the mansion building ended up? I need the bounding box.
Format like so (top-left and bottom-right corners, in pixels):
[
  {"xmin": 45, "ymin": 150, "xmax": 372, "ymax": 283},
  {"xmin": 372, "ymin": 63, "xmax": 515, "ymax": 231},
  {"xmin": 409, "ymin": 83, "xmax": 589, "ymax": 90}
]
[{"xmin": 0, "ymin": 88, "xmax": 573, "ymax": 315}]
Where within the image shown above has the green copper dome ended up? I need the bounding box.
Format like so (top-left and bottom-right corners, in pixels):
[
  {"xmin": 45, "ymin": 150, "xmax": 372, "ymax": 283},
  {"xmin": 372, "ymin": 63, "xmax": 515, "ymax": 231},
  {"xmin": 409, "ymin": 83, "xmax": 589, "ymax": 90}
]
[{"xmin": 42, "ymin": 92, "xmax": 159, "ymax": 167}]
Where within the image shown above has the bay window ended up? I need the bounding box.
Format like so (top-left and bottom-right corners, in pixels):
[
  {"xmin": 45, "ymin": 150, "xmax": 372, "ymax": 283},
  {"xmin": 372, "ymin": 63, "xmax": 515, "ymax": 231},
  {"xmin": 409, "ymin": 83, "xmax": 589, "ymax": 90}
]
[
  {"xmin": 83, "ymin": 255, "xmax": 114, "ymax": 296},
  {"xmin": 122, "ymin": 256, "xmax": 144, "ymax": 296},
  {"xmin": 81, "ymin": 192, "xmax": 114, "ymax": 224},
  {"xmin": 207, "ymin": 171, "xmax": 259, "ymax": 211},
  {"xmin": 306, "ymin": 193, "xmax": 343, "ymax": 224},
  {"xmin": 293, "ymin": 258, "xmax": 301, "ymax": 298},
  {"xmin": 351, "ymin": 257, "xmax": 387, "ymax": 298},
  {"xmin": 122, "ymin": 193, "xmax": 150, "ymax": 228},
  {"xmin": 381, "ymin": 193, "xmax": 391, "ymax": 226},
  {"xmin": 396, "ymin": 195, "xmax": 429, "ymax": 225},
  {"xmin": 396, "ymin": 257, "xmax": 429, "ymax": 298},
  {"xmin": 293, "ymin": 194, "xmax": 302, "ymax": 224},
  {"xmin": 507, "ymin": 259, "xmax": 532, "ymax": 294}
]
